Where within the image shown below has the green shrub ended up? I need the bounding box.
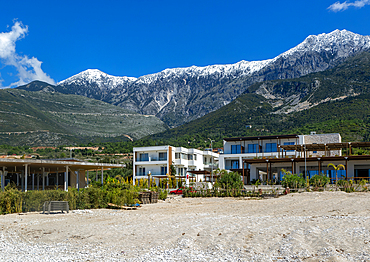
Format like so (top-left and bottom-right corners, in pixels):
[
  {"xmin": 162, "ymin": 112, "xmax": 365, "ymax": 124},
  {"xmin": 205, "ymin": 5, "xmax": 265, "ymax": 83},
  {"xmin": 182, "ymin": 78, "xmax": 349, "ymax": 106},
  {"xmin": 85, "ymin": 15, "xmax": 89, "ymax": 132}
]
[
  {"xmin": 337, "ymin": 179, "xmax": 355, "ymax": 192},
  {"xmin": 309, "ymin": 175, "xmax": 330, "ymax": 188},
  {"xmin": 158, "ymin": 188, "xmax": 167, "ymax": 200},
  {"xmin": 0, "ymin": 185, "xmax": 23, "ymax": 214},
  {"xmin": 0, "ymin": 183, "xmax": 139, "ymax": 214},
  {"xmin": 281, "ymin": 173, "xmax": 305, "ymax": 189},
  {"xmin": 218, "ymin": 171, "xmax": 243, "ymax": 190}
]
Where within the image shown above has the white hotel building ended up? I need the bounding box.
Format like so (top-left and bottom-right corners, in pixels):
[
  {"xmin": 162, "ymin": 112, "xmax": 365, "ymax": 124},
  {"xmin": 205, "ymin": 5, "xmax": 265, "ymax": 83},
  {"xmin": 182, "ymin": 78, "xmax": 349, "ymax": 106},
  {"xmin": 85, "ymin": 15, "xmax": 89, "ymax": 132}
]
[
  {"xmin": 219, "ymin": 132, "xmax": 347, "ymax": 183},
  {"xmin": 133, "ymin": 145, "xmax": 219, "ymax": 185}
]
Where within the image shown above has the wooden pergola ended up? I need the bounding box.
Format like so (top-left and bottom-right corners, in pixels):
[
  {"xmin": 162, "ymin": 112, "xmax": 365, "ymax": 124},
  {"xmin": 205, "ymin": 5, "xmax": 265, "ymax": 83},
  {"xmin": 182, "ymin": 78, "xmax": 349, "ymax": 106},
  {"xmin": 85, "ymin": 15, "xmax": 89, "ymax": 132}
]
[
  {"xmin": 188, "ymin": 170, "xmax": 220, "ymax": 182},
  {"xmin": 242, "ymin": 154, "xmax": 370, "ymax": 183},
  {"xmin": 279, "ymin": 142, "xmax": 370, "ymax": 157}
]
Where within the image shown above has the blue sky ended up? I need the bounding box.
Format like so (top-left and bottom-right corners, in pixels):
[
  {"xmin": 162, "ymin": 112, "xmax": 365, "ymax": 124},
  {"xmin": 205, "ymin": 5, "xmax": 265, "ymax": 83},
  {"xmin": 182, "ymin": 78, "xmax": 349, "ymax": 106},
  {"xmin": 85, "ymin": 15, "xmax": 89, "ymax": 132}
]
[{"xmin": 0, "ymin": 0, "xmax": 369, "ymax": 87}]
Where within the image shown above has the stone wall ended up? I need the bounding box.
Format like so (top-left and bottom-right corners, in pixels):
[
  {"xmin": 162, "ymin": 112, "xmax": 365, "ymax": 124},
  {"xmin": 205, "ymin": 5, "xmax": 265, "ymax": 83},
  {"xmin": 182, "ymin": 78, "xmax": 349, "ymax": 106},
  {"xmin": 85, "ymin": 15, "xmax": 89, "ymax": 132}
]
[{"xmin": 304, "ymin": 133, "xmax": 341, "ymax": 157}]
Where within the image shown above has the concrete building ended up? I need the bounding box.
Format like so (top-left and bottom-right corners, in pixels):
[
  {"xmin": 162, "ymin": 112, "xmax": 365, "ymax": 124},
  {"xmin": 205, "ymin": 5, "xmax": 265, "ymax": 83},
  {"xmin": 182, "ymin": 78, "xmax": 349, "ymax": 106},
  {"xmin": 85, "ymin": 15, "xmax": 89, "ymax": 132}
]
[
  {"xmin": 133, "ymin": 146, "xmax": 219, "ymax": 185},
  {"xmin": 217, "ymin": 132, "xmax": 369, "ymax": 184},
  {"xmin": 220, "ymin": 133, "xmax": 341, "ymax": 170}
]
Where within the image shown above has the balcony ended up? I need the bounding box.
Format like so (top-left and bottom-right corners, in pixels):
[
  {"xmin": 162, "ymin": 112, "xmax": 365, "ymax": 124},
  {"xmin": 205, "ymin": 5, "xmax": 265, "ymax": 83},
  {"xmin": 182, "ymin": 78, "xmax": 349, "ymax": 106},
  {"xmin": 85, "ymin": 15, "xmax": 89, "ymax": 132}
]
[
  {"xmin": 204, "ymin": 163, "xmax": 218, "ymax": 170},
  {"xmin": 136, "ymin": 156, "xmax": 167, "ymax": 162},
  {"xmin": 223, "ymin": 151, "xmax": 297, "ymax": 158},
  {"xmin": 135, "ymin": 173, "xmax": 168, "ymax": 177}
]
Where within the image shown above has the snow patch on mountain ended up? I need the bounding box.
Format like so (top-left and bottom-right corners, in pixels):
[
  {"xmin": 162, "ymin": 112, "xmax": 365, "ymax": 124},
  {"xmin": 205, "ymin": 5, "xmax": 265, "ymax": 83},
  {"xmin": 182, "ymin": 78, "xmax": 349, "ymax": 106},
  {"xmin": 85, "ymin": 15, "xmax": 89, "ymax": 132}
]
[
  {"xmin": 279, "ymin": 29, "xmax": 370, "ymax": 59},
  {"xmin": 59, "ymin": 30, "xmax": 370, "ymax": 92},
  {"xmin": 58, "ymin": 69, "xmax": 137, "ymax": 89}
]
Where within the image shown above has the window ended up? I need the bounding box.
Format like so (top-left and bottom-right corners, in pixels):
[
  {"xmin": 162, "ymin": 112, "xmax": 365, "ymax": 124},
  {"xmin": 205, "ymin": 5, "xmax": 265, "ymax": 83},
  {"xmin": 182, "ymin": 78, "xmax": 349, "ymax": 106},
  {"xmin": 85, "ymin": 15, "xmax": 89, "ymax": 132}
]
[
  {"xmin": 284, "ymin": 142, "xmax": 295, "ymax": 152},
  {"xmin": 231, "ymin": 160, "xmax": 239, "ymax": 169},
  {"xmin": 160, "ymin": 166, "xmax": 167, "ymax": 176},
  {"xmin": 188, "ymin": 154, "xmax": 193, "ymax": 160},
  {"xmin": 159, "ymin": 152, "xmax": 167, "ymax": 161},
  {"xmin": 265, "ymin": 143, "xmax": 277, "ymax": 153},
  {"xmin": 247, "ymin": 144, "xmax": 258, "ymax": 153},
  {"xmin": 194, "ymin": 154, "xmax": 197, "ymax": 160},
  {"xmin": 182, "ymin": 153, "xmax": 187, "ymax": 160},
  {"xmin": 231, "ymin": 145, "xmax": 241, "ymax": 154},
  {"xmin": 139, "ymin": 153, "xmax": 148, "ymax": 161},
  {"xmin": 175, "ymin": 153, "xmax": 180, "ymax": 159},
  {"xmin": 138, "ymin": 167, "xmax": 145, "ymax": 176},
  {"xmin": 313, "ymin": 143, "xmax": 317, "ymax": 154}
]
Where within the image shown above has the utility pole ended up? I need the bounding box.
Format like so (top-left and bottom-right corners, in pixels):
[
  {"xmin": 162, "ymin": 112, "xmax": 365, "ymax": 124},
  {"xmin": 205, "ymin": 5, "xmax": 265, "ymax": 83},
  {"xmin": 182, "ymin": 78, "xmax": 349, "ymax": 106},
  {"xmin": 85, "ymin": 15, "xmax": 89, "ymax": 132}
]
[
  {"xmin": 304, "ymin": 145, "xmax": 307, "ymax": 179},
  {"xmin": 209, "ymin": 139, "xmax": 215, "ymax": 185}
]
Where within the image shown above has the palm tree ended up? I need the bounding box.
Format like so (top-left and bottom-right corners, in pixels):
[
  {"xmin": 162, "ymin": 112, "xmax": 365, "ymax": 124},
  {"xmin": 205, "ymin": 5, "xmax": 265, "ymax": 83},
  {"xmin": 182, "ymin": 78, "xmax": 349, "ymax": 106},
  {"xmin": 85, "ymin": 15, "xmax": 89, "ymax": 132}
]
[{"xmin": 327, "ymin": 163, "xmax": 345, "ymax": 189}]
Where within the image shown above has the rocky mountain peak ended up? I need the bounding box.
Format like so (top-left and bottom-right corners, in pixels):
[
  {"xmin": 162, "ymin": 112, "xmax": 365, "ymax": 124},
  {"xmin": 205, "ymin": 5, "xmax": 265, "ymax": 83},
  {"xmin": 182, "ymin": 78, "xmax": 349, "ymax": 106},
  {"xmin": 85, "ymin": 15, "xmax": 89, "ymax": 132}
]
[
  {"xmin": 58, "ymin": 69, "xmax": 137, "ymax": 89},
  {"xmin": 55, "ymin": 29, "xmax": 370, "ymax": 127}
]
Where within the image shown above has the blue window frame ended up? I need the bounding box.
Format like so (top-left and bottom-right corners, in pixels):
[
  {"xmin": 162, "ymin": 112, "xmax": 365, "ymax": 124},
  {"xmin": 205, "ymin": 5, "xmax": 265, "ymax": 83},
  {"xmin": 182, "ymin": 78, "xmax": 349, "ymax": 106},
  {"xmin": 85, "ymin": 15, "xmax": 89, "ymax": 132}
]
[
  {"xmin": 159, "ymin": 152, "xmax": 167, "ymax": 161},
  {"xmin": 231, "ymin": 160, "xmax": 239, "ymax": 169},
  {"xmin": 161, "ymin": 166, "xmax": 167, "ymax": 176},
  {"xmin": 138, "ymin": 167, "xmax": 145, "ymax": 176},
  {"xmin": 284, "ymin": 142, "xmax": 295, "ymax": 152},
  {"xmin": 313, "ymin": 143, "xmax": 317, "ymax": 154},
  {"xmin": 265, "ymin": 143, "xmax": 277, "ymax": 153},
  {"xmin": 231, "ymin": 145, "xmax": 241, "ymax": 154},
  {"xmin": 247, "ymin": 144, "xmax": 258, "ymax": 153},
  {"xmin": 139, "ymin": 153, "xmax": 149, "ymax": 161}
]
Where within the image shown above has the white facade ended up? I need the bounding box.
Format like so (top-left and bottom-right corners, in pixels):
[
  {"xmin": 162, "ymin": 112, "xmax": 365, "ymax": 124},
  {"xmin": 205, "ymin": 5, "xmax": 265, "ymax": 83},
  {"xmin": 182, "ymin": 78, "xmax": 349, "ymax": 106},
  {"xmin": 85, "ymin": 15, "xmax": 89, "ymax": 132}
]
[
  {"xmin": 219, "ymin": 133, "xmax": 341, "ymax": 171},
  {"xmin": 133, "ymin": 146, "xmax": 219, "ymax": 185}
]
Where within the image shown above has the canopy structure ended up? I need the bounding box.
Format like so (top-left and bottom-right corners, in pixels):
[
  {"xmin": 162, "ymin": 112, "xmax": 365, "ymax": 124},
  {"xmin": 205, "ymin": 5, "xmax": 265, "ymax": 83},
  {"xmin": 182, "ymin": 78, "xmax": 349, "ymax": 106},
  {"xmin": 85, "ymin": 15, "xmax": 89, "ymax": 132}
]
[
  {"xmin": 188, "ymin": 170, "xmax": 220, "ymax": 182},
  {"xmin": 188, "ymin": 170, "xmax": 211, "ymax": 175},
  {"xmin": 279, "ymin": 142, "xmax": 370, "ymax": 152},
  {"xmin": 0, "ymin": 158, "xmax": 126, "ymax": 192}
]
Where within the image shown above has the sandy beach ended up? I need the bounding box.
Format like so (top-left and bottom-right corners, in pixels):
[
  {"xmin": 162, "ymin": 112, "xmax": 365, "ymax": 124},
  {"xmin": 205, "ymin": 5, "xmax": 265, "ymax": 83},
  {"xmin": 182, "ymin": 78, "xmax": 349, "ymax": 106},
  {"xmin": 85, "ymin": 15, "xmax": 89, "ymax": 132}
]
[{"xmin": 1, "ymin": 191, "xmax": 370, "ymax": 261}]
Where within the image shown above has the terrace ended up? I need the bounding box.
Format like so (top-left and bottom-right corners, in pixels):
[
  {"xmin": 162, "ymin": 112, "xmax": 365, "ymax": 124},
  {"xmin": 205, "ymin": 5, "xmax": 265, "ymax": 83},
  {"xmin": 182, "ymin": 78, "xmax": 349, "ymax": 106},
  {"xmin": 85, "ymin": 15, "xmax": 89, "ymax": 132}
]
[{"xmin": 234, "ymin": 142, "xmax": 370, "ymax": 184}]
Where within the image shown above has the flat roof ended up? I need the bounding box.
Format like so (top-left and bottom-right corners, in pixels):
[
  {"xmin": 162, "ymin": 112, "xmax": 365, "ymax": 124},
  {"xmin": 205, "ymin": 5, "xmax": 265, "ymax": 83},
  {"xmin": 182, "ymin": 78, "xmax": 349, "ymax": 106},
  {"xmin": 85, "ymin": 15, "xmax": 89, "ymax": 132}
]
[
  {"xmin": 0, "ymin": 158, "xmax": 125, "ymax": 173},
  {"xmin": 224, "ymin": 134, "xmax": 299, "ymax": 142},
  {"xmin": 280, "ymin": 142, "xmax": 370, "ymax": 152}
]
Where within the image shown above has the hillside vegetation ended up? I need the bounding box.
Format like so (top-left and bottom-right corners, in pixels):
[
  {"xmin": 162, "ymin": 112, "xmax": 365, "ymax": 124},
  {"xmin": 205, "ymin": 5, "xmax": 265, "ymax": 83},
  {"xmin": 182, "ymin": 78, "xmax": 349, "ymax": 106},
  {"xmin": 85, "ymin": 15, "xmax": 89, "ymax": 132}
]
[{"xmin": 0, "ymin": 88, "xmax": 167, "ymax": 146}]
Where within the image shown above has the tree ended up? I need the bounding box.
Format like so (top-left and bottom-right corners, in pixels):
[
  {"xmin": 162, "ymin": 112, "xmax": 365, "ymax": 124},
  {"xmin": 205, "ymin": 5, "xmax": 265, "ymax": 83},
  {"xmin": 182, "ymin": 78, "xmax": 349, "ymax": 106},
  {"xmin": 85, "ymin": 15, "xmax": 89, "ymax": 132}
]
[{"xmin": 169, "ymin": 162, "xmax": 176, "ymax": 176}]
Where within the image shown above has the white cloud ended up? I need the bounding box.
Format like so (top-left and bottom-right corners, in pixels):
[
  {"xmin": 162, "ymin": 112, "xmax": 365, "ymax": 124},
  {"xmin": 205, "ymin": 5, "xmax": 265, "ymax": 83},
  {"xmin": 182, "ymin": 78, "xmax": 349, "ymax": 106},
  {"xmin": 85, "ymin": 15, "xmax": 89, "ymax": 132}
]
[
  {"xmin": 328, "ymin": 0, "xmax": 370, "ymax": 12},
  {"xmin": 0, "ymin": 21, "xmax": 55, "ymax": 88}
]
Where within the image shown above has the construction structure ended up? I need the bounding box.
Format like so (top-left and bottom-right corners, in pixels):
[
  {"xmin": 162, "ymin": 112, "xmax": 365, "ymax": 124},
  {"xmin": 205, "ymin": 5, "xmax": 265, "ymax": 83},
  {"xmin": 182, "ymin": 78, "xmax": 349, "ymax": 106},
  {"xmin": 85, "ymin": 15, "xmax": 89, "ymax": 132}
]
[{"xmin": 0, "ymin": 158, "xmax": 125, "ymax": 192}]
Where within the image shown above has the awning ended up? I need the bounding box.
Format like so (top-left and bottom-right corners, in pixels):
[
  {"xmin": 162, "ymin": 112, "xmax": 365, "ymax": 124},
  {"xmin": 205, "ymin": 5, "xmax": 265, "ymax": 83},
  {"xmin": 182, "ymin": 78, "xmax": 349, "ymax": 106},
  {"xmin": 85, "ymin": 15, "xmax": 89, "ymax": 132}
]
[{"xmin": 0, "ymin": 158, "xmax": 125, "ymax": 172}]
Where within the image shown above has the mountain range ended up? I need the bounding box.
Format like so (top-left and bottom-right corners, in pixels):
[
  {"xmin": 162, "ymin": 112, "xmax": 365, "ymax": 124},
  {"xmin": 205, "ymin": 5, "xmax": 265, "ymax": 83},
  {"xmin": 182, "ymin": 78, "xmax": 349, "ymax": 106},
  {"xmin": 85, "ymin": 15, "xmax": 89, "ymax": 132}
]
[
  {"xmin": 9, "ymin": 29, "xmax": 370, "ymax": 147},
  {"xmin": 50, "ymin": 29, "xmax": 370, "ymax": 127},
  {"xmin": 144, "ymin": 50, "xmax": 370, "ymax": 148}
]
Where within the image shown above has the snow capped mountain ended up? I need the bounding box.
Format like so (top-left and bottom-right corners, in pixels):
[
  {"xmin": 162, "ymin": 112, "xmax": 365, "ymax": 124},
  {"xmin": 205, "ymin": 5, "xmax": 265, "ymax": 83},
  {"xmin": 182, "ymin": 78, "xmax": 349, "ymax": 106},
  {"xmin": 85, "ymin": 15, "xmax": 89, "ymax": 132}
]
[
  {"xmin": 57, "ymin": 29, "xmax": 370, "ymax": 127},
  {"xmin": 280, "ymin": 29, "xmax": 370, "ymax": 58},
  {"xmin": 58, "ymin": 69, "xmax": 137, "ymax": 89}
]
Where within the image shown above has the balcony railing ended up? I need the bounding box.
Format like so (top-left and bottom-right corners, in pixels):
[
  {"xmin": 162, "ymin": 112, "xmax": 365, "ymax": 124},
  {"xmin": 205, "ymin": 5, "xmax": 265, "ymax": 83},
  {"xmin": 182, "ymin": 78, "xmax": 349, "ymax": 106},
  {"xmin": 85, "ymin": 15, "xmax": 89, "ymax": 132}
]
[
  {"xmin": 224, "ymin": 150, "xmax": 282, "ymax": 154},
  {"xmin": 136, "ymin": 158, "xmax": 149, "ymax": 162},
  {"xmin": 136, "ymin": 157, "xmax": 167, "ymax": 162},
  {"xmin": 204, "ymin": 162, "xmax": 217, "ymax": 166},
  {"xmin": 225, "ymin": 165, "xmax": 240, "ymax": 170},
  {"xmin": 136, "ymin": 173, "xmax": 168, "ymax": 177}
]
